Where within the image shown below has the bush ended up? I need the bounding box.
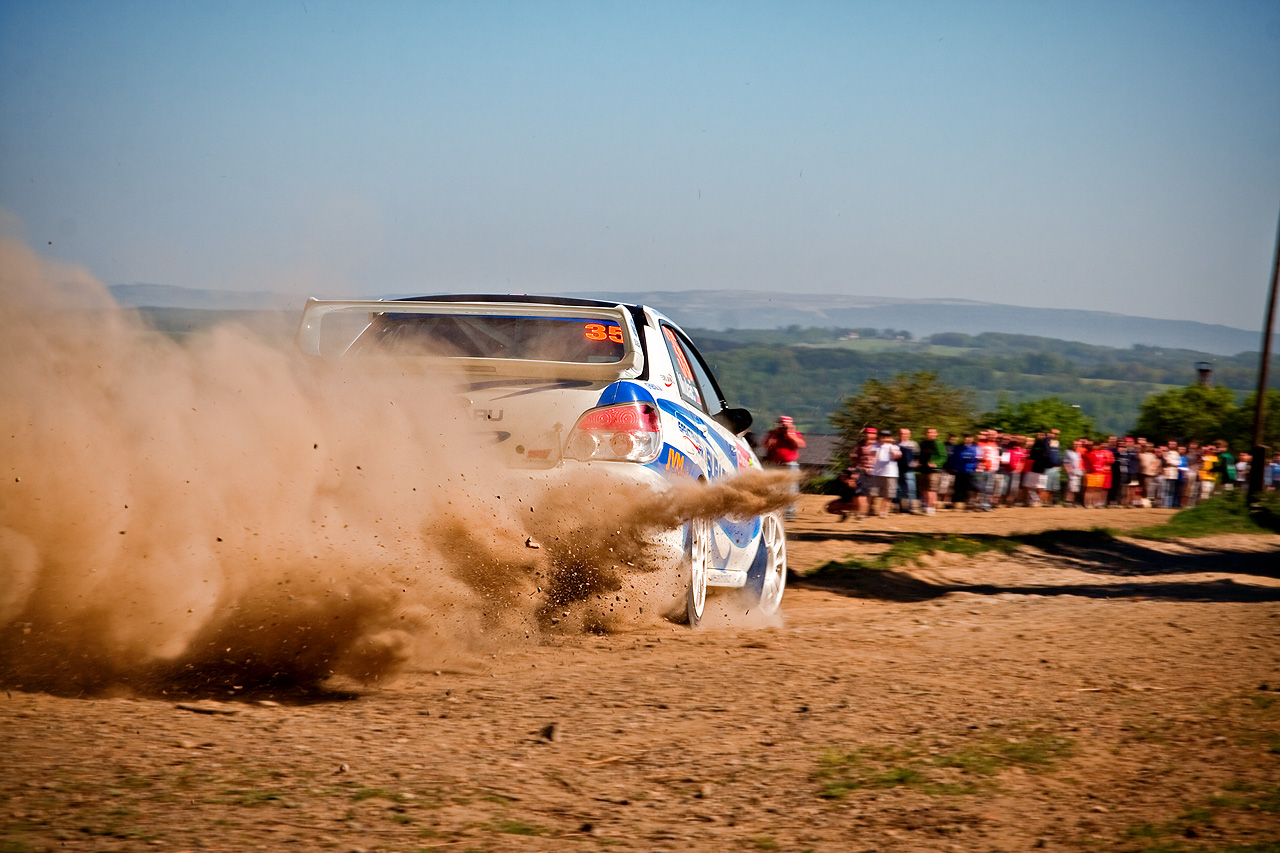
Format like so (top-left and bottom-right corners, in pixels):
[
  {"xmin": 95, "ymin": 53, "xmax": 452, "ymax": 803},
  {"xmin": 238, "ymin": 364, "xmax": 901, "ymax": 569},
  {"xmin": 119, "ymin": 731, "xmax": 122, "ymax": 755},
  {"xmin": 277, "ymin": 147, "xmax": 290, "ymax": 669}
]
[
  {"xmin": 1131, "ymin": 491, "xmax": 1280, "ymax": 539},
  {"xmin": 1251, "ymin": 490, "xmax": 1280, "ymax": 533},
  {"xmin": 802, "ymin": 473, "xmax": 841, "ymax": 495}
]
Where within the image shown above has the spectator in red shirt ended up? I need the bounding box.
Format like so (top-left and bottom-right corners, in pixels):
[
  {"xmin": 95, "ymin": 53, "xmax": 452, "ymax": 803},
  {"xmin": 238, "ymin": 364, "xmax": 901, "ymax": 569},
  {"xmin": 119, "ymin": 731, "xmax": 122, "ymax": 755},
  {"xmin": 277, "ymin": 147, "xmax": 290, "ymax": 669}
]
[
  {"xmin": 763, "ymin": 416, "xmax": 806, "ymax": 519},
  {"xmin": 1084, "ymin": 440, "xmax": 1114, "ymax": 509},
  {"xmin": 1002, "ymin": 437, "xmax": 1028, "ymax": 506}
]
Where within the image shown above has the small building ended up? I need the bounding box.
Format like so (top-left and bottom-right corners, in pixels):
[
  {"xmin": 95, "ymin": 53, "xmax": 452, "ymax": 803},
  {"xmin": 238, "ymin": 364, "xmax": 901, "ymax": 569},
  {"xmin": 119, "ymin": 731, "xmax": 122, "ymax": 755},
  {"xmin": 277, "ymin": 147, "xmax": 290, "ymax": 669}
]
[{"xmin": 797, "ymin": 434, "xmax": 842, "ymax": 479}]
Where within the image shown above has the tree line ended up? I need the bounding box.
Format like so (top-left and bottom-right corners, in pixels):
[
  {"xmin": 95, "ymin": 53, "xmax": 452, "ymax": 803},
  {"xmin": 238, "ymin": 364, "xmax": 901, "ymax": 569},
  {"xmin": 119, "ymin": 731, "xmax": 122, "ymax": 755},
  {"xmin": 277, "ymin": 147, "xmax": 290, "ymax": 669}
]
[
  {"xmin": 695, "ymin": 326, "xmax": 1278, "ymax": 439},
  {"xmin": 822, "ymin": 371, "xmax": 1279, "ymax": 472}
]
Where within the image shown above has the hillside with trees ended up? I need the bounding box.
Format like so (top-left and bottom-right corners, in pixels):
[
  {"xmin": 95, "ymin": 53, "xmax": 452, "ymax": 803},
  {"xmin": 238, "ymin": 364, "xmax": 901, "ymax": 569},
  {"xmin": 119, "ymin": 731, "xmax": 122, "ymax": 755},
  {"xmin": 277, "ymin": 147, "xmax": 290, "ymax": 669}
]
[{"xmin": 694, "ymin": 326, "xmax": 1277, "ymax": 439}]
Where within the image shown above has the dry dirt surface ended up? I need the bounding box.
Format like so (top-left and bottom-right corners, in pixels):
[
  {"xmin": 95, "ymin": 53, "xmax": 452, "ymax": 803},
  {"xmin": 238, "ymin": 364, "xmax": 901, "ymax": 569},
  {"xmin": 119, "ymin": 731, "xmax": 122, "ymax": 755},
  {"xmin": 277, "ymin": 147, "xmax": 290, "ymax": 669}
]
[{"xmin": 3, "ymin": 498, "xmax": 1279, "ymax": 853}]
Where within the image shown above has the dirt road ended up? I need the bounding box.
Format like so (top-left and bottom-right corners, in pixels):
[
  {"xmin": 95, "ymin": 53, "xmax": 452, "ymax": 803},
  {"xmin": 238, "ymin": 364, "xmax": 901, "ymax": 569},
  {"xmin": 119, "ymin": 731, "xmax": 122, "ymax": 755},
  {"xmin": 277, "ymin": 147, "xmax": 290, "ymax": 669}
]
[{"xmin": 3, "ymin": 498, "xmax": 1279, "ymax": 852}]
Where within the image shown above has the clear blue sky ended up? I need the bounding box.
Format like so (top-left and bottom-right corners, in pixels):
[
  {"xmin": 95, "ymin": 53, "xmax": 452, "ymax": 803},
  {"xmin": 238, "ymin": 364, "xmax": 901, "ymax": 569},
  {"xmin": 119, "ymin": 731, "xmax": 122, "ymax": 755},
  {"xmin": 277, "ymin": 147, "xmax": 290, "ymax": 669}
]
[{"xmin": 2, "ymin": 0, "xmax": 1278, "ymax": 329}]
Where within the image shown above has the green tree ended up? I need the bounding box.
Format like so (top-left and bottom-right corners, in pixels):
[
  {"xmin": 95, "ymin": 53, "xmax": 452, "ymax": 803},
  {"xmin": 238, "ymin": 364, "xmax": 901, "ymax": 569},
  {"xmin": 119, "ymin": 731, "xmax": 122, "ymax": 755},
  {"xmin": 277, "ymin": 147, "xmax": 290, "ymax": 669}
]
[
  {"xmin": 929, "ymin": 332, "xmax": 974, "ymax": 347},
  {"xmin": 1221, "ymin": 389, "xmax": 1280, "ymax": 452},
  {"xmin": 1133, "ymin": 384, "xmax": 1238, "ymax": 444},
  {"xmin": 829, "ymin": 372, "xmax": 974, "ymax": 467},
  {"xmin": 979, "ymin": 396, "xmax": 1096, "ymax": 444}
]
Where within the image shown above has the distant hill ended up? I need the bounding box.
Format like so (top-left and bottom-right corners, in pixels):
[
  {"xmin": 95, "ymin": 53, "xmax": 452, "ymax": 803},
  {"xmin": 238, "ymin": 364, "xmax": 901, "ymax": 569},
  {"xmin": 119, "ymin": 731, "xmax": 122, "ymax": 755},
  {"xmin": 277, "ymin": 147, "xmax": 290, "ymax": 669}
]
[
  {"xmin": 109, "ymin": 283, "xmax": 301, "ymax": 311},
  {"xmin": 109, "ymin": 284, "xmax": 1272, "ymax": 356},
  {"xmin": 564, "ymin": 290, "xmax": 1272, "ymax": 357}
]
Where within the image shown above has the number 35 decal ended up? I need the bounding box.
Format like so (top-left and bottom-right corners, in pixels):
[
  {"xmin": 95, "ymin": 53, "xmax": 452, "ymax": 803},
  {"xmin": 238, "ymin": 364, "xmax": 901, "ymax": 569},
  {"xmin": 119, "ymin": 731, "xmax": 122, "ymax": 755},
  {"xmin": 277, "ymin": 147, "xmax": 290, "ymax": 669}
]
[{"xmin": 584, "ymin": 323, "xmax": 624, "ymax": 344}]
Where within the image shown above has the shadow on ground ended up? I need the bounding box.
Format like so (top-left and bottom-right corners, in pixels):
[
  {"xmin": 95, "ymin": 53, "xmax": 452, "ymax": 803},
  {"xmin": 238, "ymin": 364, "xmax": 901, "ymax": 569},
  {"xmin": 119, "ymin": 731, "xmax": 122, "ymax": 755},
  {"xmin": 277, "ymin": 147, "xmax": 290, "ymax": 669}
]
[
  {"xmin": 795, "ymin": 571, "xmax": 1280, "ymax": 603},
  {"xmin": 794, "ymin": 530, "xmax": 1280, "ymax": 603},
  {"xmin": 1017, "ymin": 529, "xmax": 1280, "ymax": 581}
]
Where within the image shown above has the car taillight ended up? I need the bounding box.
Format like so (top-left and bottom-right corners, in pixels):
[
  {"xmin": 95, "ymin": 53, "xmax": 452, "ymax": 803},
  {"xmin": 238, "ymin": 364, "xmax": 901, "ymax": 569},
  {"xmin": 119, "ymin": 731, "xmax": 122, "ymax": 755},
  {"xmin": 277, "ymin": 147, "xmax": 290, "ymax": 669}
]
[{"xmin": 565, "ymin": 402, "xmax": 662, "ymax": 463}]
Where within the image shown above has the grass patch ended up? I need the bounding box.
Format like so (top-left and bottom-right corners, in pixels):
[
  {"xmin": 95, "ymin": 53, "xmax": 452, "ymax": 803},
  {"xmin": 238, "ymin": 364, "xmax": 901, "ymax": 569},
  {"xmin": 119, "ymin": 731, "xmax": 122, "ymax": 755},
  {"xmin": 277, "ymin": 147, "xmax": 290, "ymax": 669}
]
[
  {"xmin": 1250, "ymin": 693, "xmax": 1278, "ymax": 712},
  {"xmin": 810, "ymin": 533, "xmax": 1025, "ymax": 576},
  {"xmin": 493, "ymin": 818, "xmax": 544, "ymax": 836},
  {"xmin": 1206, "ymin": 691, "xmax": 1280, "ymax": 722},
  {"xmin": 816, "ymin": 745, "xmax": 974, "ymax": 798},
  {"xmin": 808, "ymin": 528, "xmax": 1122, "ymax": 578},
  {"xmin": 1129, "ymin": 491, "xmax": 1280, "ymax": 539},
  {"xmin": 1228, "ymin": 784, "xmax": 1280, "ymax": 815},
  {"xmin": 936, "ymin": 729, "xmax": 1075, "ymax": 775},
  {"xmin": 225, "ymin": 788, "xmax": 286, "ymax": 807},
  {"xmin": 894, "ymin": 533, "xmax": 1023, "ymax": 562},
  {"xmin": 75, "ymin": 824, "xmax": 157, "ymax": 841},
  {"xmin": 815, "ymin": 726, "xmax": 1076, "ymax": 799},
  {"xmin": 1203, "ymin": 690, "xmax": 1280, "ymax": 752},
  {"xmin": 350, "ymin": 786, "xmax": 401, "ymax": 803},
  {"xmin": 1117, "ymin": 781, "xmax": 1280, "ymax": 850},
  {"xmin": 115, "ymin": 775, "xmax": 154, "ymax": 789},
  {"xmin": 1124, "ymin": 823, "xmax": 1165, "ymax": 839},
  {"xmin": 1109, "ymin": 691, "xmax": 1280, "ymax": 848}
]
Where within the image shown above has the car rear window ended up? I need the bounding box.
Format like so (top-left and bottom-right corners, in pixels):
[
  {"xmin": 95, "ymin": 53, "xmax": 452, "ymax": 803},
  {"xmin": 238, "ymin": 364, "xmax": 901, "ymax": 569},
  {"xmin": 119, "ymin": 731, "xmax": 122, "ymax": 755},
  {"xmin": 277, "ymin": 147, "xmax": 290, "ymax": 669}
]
[{"xmin": 350, "ymin": 313, "xmax": 628, "ymax": 363}]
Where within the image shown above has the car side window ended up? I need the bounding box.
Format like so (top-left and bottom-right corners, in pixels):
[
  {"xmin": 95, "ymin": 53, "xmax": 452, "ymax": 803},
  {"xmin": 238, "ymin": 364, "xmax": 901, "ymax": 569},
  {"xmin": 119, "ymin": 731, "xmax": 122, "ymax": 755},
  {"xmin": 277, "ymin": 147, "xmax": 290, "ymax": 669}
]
[
  {"xmin": 661, "ymin": 325, "xmax": 723, "ymax": 415},
  {"xmin": 661, "ymin": 326, "xmax": 702, "ymax": 409}
]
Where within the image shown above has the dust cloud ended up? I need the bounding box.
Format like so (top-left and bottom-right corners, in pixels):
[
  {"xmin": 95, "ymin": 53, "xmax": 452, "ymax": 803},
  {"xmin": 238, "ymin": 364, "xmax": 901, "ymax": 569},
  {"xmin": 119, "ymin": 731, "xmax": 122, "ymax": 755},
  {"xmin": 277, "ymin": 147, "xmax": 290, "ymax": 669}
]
[{"xmin": 0, "ymin": 239, "xmax": 794, "ymax": 696}]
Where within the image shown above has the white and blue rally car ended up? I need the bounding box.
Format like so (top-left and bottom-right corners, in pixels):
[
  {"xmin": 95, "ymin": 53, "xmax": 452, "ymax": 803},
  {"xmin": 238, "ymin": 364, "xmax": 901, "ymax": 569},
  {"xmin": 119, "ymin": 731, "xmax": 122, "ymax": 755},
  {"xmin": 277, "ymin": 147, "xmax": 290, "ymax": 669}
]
[{"xmin": 295, "ymin": 294, "xmax": 787, "ymax": 625}]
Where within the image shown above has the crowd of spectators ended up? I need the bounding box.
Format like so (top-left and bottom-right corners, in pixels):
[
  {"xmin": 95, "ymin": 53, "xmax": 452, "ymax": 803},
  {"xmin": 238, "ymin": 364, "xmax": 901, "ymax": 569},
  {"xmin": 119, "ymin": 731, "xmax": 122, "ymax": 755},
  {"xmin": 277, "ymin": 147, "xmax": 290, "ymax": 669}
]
[{"xmin": 825, "ymin": 427, "xmax": 1280, "ymax": 520}]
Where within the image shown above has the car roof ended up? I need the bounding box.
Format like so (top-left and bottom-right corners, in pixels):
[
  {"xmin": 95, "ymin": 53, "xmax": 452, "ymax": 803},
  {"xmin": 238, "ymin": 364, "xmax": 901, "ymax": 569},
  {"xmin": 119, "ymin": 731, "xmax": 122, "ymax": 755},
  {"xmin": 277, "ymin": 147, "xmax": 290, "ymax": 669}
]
[
  {"xmin": 393, "ymin": 293, "xmax": 633, "ymax": 309},
  {"xmin": 391, "ymin": 290, "xmax": 680, "ymax": 333},
  {"xmin": 390, "ymin": 294, "xmax": 657, "ymax": 330}
]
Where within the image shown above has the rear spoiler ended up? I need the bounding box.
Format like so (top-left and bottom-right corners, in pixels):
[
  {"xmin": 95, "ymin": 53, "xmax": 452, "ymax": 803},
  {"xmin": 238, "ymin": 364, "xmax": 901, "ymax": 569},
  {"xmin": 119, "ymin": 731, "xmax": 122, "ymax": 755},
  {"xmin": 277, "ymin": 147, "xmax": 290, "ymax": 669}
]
[{"xmin": 294, "ymin": 298, "xmax": 645, "ymax": 380}]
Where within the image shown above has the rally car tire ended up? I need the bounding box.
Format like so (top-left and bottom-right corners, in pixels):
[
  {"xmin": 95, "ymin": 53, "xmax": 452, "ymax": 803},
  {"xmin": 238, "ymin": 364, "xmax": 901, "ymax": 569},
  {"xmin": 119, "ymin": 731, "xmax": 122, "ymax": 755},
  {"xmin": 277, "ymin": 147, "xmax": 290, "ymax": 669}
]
[
  {"xmin": 741, "ymin": 512, "xmax": 787, "ymax": 615},
  {"xmin": 685, "ymin": 517, "xmax": 710, "ymax": 627}
]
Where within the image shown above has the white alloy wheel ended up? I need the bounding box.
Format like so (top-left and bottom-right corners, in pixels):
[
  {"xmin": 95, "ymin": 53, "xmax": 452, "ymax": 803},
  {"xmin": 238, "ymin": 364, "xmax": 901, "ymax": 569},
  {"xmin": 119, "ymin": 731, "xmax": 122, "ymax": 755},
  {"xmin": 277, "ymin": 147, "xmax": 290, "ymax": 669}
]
[
  {"xmin": 685, "ymin": 517, "xmax": 710, "ymax": 627},
  {"xmin": 738, "ymin": 512, "xmax": 787, "ymax": 616},
  {"xmin": 754, "ymin": 513, "xmax": 787, "ymax": 615}
]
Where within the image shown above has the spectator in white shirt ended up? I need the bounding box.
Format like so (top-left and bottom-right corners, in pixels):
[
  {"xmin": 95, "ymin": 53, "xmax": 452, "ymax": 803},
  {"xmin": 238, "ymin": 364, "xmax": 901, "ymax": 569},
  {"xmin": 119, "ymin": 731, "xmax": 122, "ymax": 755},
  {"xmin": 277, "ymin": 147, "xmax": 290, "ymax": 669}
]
[{"xmin": 870, "ymin": 429, "xmax": 902, "ymax": 518}]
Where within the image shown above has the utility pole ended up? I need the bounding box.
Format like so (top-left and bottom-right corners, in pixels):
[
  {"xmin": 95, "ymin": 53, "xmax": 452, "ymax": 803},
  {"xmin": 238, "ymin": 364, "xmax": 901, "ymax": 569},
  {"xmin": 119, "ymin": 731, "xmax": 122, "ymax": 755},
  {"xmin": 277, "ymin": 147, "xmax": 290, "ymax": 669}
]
[{"xmin": 1248, "ymin": 207, "xmax": 1280, "ymax": 500}]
